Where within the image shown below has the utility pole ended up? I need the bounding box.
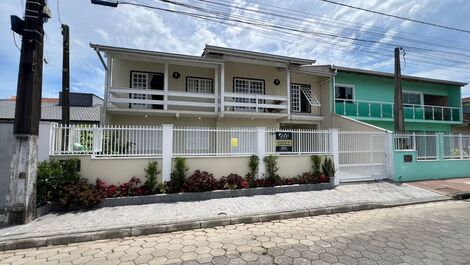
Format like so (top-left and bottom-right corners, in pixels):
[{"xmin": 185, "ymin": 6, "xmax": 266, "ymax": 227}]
[
  {"xmin": 394, "ymin": 47, "xmax": 405, "ymax": 133},
  {"xmin": 7, "ymin": 0, "xmax": 50, "ymax": 224},
  {"xmin": 61, "ymin": 24, "xmax": 70, "ymax": 125}
]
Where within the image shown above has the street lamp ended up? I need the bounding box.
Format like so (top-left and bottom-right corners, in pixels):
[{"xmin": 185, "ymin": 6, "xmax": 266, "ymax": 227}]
[{"xmin": 91, "ymin": 0, "xmax": 119, "ymax": 7}]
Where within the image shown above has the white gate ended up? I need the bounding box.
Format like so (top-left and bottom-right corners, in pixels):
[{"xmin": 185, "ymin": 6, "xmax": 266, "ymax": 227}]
[{"xmin": 337, "ymin": 131, "xmax": 388, "ymax": 182}]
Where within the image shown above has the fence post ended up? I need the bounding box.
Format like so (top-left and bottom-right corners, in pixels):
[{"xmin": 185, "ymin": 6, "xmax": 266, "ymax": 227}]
[
  {"xmin": 257, "ymin": 127, "xmax": 266, "ymax": 179},
  {"xmin": 437, "ymin": 132, "xmax": 443, "ymax": 161},
  {"xmin": 385, "ymin": 132, "xmax": 394, "ymax": 180},
  {"xmin": 330, "ymin": 128, "xmax": 340, "ymax": 185},
  {"xmin": 161, "ymin": 124, "xmax": 174, "ymax": 182}
]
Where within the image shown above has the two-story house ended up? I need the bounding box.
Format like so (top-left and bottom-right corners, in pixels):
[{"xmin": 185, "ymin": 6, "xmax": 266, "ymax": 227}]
[
  {"xmin": 92, "ymin": 44, "xmax": 335, "ymax": 130},
  {"xmin": 331, "ymin": 66, "xmax": 466, "ymax": 132},
  {"xmin": 92, "ymin": 44, "xmax": 466, "ymax": 133}
]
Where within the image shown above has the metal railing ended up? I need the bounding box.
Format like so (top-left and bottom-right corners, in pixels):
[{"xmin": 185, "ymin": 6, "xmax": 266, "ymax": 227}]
[
  {"xmin": 335, "ymin": 99, "xmax": 461, "ymax": 122},
  {"xmin": 265, "ymin": 129, "xmax": 331, "ymax": 155},
  {"xmin": 443, "ymin": 134, "xmax": 470, "ymax": 160},
  {"xmin": 50, "ymin": 124, "xmax": 163, "ymax": 157},
  {"xmin": 224, "ymin": 92, "xmax": 288, "ymax": 113},
  {"xmin": 173, "ymin": 127, "xmax": 257, "ymax": 156}
]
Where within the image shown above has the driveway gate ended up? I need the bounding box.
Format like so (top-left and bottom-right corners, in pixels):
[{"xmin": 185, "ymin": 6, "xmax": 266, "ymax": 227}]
[{"xmin": 337, "ymin": 131, "xmax": 389, "ymax": 182}]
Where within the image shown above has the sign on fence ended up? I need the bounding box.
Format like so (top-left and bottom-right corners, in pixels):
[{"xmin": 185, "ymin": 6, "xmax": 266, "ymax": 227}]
[{"xmin": 275, "ymin": 131, "xmax": 293, "ymax": 152}]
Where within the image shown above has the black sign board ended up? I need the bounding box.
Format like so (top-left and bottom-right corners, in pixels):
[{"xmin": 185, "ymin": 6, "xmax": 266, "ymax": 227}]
[
  {"xmin": 404, "ymin": 155, "xmax": 413, "ymax": 163},
  {"xmin": 275, "ymin": 132, "xmax": 293, "ymax": 152}
]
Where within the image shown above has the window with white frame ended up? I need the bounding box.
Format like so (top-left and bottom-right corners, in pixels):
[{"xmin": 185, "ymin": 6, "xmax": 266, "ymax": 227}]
[
  {"xmin": 290, "ymin": 84, "xmax": 320, "ymax": 113},
  {"xmin": 186, "ymin": 77, "xmax": 213, "ymax": 93},
  {"xmin": 403, "ymin": 91, "xmax": 423, "ymax": 106},
  {"xmin": 335, "ymin": 84, "xmax": 354, "ymax": 101},
  {"xmin": 131, "ymin": 72, "xmax": 148, "ymax": 109},
  {"xmin": 290, "ymin": 85, "xmax": 301, "ymax": 112},
  {"xmin": 233, "ymin": 77, "xmax": 264, "ymax": 111}
]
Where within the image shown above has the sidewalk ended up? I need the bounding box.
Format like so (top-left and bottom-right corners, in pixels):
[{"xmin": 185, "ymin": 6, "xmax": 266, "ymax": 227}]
[
  {"xmin": 0, "ymin": 181, "xmax": 448, "ymax": 250},
  {"xmin": 408, "ymin": 177, "xmax": 470, "ymax": 199}
]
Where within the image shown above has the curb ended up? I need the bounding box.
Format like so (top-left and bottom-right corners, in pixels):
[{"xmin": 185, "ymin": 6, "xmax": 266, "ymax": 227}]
[{"xmin": 0, "ymin": 197, "xmax": 449, "ymax": 251}]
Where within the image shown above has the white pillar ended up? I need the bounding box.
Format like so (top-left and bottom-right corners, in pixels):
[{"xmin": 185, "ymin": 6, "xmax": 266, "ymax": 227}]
[
  {"xmin": 164, "ymin": 63, "xmax": 169, "ymax": 110},
  {"xmin": 161, "ymin": 124, "xmax": 173, "ymax": 182},
  {"xmin": 257, "ymin": 127, "xmax": 266, "ymax": 178},
  {"xmin": 385, "ymin": 132, "xmax": 394, "ymax": 180},
  {"xmin": 214, "ymin": 65, "xmax": 219, "ymax": 113},
  {"xmin": 286, "ymin": 67, "xmax": 291, "ymax": 116},
  {"xmin": 101, "ymin": 57, "xmax": 112, "ymax": 125},
  {"xmin": 220, "ymin": 63, "xmax": 225, "ymax": 113},
  {"xmin": 330, "ymin": 128, "xmax": 340, "ymax": 185}
]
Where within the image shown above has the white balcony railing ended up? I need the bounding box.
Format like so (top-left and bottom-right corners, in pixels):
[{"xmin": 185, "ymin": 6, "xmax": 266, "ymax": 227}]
[
  {"xmin": 109, "ymin": 87, "xmax": 216, "ymax": 110},
  {"xmin": 335, "ymin": 99, "xmax": 461, "ymax": 122},
  {"xmin": 223, "ymin": 92, "xmax": 288, "ymax": 113}
]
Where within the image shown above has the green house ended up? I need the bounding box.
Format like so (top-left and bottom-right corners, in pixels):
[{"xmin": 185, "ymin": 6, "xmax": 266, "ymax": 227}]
[{"xmin": 332, "ymin": 66, "xmax": 466, "ymax": 132}]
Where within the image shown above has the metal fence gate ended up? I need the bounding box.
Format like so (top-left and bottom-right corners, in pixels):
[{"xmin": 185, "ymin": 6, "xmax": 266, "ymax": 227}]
[{"xmin": 338, "ymin": 131, "xmax": 388, "ymax": 182}]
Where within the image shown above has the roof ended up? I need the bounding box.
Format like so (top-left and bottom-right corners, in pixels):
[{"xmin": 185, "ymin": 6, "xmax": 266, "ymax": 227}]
[
  {"xmin": 0, "ymin": 100, "xmax": 101, "ymax": 123},
  {"xmin": 463, "ymin": 97, "xmax": 470, "ymax": 103},
  {"xmin": 90, "ymin": 44, "xmax": 224, "ymax": 64},
  {"xmin": 8, "ymin": 96, "xmax": 59, "ymax": 104},
  {"xmin": 333, "ymin": 66, "xmax": 467, "ymax": 87},
  {"xmin": 203, "ymin": 45, "xmax": 316, "ymax": 65}
]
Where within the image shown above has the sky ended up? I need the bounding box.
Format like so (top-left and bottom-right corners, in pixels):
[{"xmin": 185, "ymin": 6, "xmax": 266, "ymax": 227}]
[{"xmin": 1, "ymin": 0, "xmax": 470, "ymax": 99}]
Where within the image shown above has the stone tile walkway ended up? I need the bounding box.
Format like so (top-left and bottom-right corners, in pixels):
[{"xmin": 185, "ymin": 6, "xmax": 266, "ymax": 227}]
[
  {"xmin": 1, "ymin": 200, "xmax": 469, "ymax": 265},
  {"xmin": 408, "ymin": 177, "xmax": 470, "ymax": 198},
  {"xmin": 0, "ymin": 181, "xmax": 447, "ymax": 245}
]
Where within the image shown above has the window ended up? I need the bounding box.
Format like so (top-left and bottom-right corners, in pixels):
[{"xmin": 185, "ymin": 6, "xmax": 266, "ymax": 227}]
[
  {"xmin": 403, "ymin": 91, "xmax": 423, "ymax": 105},
  {"xmin": 131, "ymin": 72, "xmax": 148, "ymax": 109},
  {"xmin": 186, "ymin": 77, "xmax": 213, "ymax": 93},
  {"xmin": 335, "ymin": 85, "xmax": 354, "ymax": 101},
  {"xmin": 233, "ymin": 77, "xmax": 264, "ymax": 111},
  {"xmin": 290, "ymin": 84, "xmax": 321, "ymax": 113}
]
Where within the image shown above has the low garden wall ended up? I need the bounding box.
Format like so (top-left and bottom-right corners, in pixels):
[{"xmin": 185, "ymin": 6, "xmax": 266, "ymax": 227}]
[{"xmin": 394, "ymin": 151, "xmax": 470, "ymax": 182}]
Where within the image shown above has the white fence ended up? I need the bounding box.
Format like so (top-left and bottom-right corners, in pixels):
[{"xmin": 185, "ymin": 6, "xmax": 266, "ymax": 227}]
[
  {"xmin": 265, "ymin": 129, "xmax": 331, "ymax": 155},
  {"xmin": 394, "ymin": 133, "xmax": 470, "ymax": 161}
]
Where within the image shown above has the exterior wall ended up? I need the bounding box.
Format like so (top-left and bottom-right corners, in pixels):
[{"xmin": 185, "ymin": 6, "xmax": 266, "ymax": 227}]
[
  {"xmin": 111, "ymin": 58, "xmax": 165, "ymax": 88},
  {"xmin": 110, "ymin": 114, "xmax": 217, "ymax": 127},
  {"xmin": 335, "ymin": 71, "xmax": 462, "ymax": 131},
  {"xmin": 277, "ymin": 155, "xmax": 314, "ymax": 177},
  {"xmin": 216, "ymin": 118, "xmax": 279, "ymax": 129},
  {"xmin": 290, "ymin": 72, "xmax": 322, "ymax": 116},
  {"xmin": 51, "ymin": 155, "xmax": 163, "ymax": 185},
  {"xmin": 453, "ymin": 125, "xmax": 470, "ymax": 134},
  {"xmin": 366, "ymin": 120, "xmax": 452, "ymax": 132},
  {"xmin": 184, "ymin": 157, "xmax": 250, "ymax": 179},
  {"xmin": 319, "ymin": 78, "xmax": 333, "ymax": 129},
  {"xmin": 329, "ymin": 115, "xmax": 387, "ymax": 132},
  {"xmin": 168, "ymin": 64, "xmax": 215, "ymax": 92},
  {"xmin": 224, "ymin": 61, "xmax": 287, "ymax": 96},
  {"xmin": 393, "ymin": 151, "xmax": 470, "ymax": 182}
]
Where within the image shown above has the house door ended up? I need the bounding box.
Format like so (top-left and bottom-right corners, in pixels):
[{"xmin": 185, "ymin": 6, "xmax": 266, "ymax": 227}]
[{"xmin": 150, "ymin": 74, "xmax": 164, "ymax": 109}]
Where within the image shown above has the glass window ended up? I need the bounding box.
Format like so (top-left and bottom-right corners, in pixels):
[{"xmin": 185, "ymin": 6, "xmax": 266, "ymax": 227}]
[
  {"xmin": 403, "ymin": 92, "xmax": 422, "ymax": 105},
  {"xmin": 335, "ymin": 85, "xmax": 354, "ymax": 100},
  {"xmin": 186, "ymin": 77, "xmax": 213, "ymax": 93},
  {"xmin": 233, "ymin": 78, "xmax": 264, "ymax": 111}
]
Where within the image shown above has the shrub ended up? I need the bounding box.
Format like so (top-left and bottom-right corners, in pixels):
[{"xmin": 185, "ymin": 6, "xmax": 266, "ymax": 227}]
[
  {"xmin": 322, "ymin": 157, "xmax": 336, "ymax": 178},
  {"xmin": 169, "ymin": 157, "xmax": 188, "ymax": 193},
  {"xmin": 248, "ymin": 155, "xmax": 259, "ymax": 187},
  {"xmin": 298, "ymin": 172, "xmax": 319, "ymax": 184},
  {"xmin": 36, "ymin": 158, "xmax": 80, "ymax": 205},
  {"xmin": 281, "ymin": 177, "xmax": 299, "ymax": 186},
  {"xmin": 182, "ymin": 170, "xmax": 217, "ymax": 192},
  {"xmin": 58, "ymin": 178, "xmax": 103, "ymax": 210},
  {"xmin": 144, "ymin": 161, "xmax": 161, "ymax": 194},
  {"xmin": 311, "ymin": 155, "xmax": 322, "ymax": 177},
  {"xmin": 96, "ymin": 177, "xmax": 148, "ymax": 198},
  {"xmin": 264, "ymin": 155, "xmax": 280, "ymax": 185},
  {"xmin": 219, "ymin": 174, "xmax": 249, "ymax": 190},
  {"xmin": 253, "ymin": 178, "xmax": 275, "ymax": 188}
]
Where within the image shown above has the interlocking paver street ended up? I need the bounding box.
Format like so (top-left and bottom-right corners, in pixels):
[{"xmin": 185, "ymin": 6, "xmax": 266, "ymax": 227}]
[
  {"xmin": 1, "ymin": 200, "xmax": 470, "ymax": 264},
  {"xmin": 0, "ymin": 182, "xmax": 446, "ymax": 243}
]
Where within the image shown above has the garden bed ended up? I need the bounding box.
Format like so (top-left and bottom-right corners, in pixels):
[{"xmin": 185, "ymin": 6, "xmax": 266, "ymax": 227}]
[{"xmin": 99, "ymin": 180, "xmax": 335, "ymax": 208}]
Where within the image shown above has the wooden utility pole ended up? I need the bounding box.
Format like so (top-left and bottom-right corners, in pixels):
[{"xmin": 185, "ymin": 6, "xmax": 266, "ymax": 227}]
[
  {"xmin": 394, "ymin": 47, "xmax": 405, "ymax": 133},
  {"xmin": 7, "ymin": 0, "xmax": 50, "ymax": 224},
  {"xmin": 61, "ymin": 24, "xmax": 70, "ymax": 125}
]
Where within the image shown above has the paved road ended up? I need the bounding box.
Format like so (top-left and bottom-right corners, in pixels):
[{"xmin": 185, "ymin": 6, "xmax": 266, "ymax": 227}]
[{"xmin": 1, "ymin": 201, "xmax": 469, "ymax": 265}]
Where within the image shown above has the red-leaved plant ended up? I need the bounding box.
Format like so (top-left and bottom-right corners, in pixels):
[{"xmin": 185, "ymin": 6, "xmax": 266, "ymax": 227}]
[{"xmin": 182, "ymin": 170, "xmax": 217, "ymax": 192}]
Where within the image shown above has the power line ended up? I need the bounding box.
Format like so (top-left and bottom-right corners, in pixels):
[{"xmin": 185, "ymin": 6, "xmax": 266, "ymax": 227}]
[
  {"xmin": 317, "ymin": 0, "xmax": 470, "ymax": 34},
  {"xmin": 57, "ymin": 0, "xmax": 63, "ymax": 24}
]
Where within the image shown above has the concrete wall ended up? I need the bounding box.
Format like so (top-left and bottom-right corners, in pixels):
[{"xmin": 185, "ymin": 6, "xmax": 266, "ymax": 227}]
[
  {"xmin": 329, "ymin": 115, "xmax": 388, "ymax": 132},
  {"xmin": 184, "ymin": 157, "xmax": 250, "ymax": 179},
  {"xmin": 393, "ymin": 151, "xmax": 470, "ymax": 182}
]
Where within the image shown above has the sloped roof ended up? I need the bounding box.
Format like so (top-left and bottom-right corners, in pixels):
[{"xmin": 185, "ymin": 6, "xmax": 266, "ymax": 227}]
[{"xmin": 0, "ymin": 100, "xmax": 101, "ymax": 122}]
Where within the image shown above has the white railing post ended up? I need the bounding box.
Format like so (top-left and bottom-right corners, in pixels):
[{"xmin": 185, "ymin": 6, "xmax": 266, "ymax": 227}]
[
  {"xmin": 459, "ymin": 134, "xmax": 463, "ymax": 159},
  {"xmin": 164, "ymin": 63, "xmax": 169, "ymax": 110},
  {"xmin": 214, "ymin": 65, "xmax": 219, "ymax": 113},
  {"xmin": 220, "ymin": 63, "xmax": 225, "ymax": 113},
  {"xmin": 161, "ymin": 124, "xmax": 173, "ymax": 182},
  {"xmin": 257, "ymin": 127, "xmax": 266, "ymax": 179},
  {"xmin": 330, "ymin": 128, "xmax": 340, "ymax": 185},
  {"xmin": 286, "ymin": 67, "xmax": 291, "ymax": 116}
]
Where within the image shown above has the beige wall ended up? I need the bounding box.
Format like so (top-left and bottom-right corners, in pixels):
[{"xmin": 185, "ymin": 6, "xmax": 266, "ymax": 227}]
[
  {"xmin": 184, "ymin": 157, "xmax": 251, "ymax": 179},
  {"xmin": 325, "ymin": 115, "xmax": 387, "ymax": 132},
  {"xmin": 277, "ymin": 155, "xmax": 313, "ymax": 177},
  {"xmin": 110, "ymin": 114, "xmax": 217, "ymax": 127},
  {"xmin": 216, "ymin": 117, "xmax": 280, "ymax": 129},
  {"xmin": 168, "ymin": 64, "xmax": 215, "ymax": 92},
  {"xmin": 112, "ymin": 58, "xmax": 164, "ymax": 88},
  {"xmin": 224, "ymin": 61, "xmax": 287, "ymax": 96},
  {"xmin": 51, "ymin": 155, "xmax": 162, "ymax": 185},
  {"xmin": 319, "ymin": 78, "xmax": 333, "ymax": 129}
]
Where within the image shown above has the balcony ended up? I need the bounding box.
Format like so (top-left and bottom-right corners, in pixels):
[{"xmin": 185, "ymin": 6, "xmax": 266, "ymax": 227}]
[
  {"xmin": 223, "ymin": 92, "xmax": 288, "ymax": 114},
  {"xmin": 335, "ymin": 99, "xmax": 461, "ymax": 122}
]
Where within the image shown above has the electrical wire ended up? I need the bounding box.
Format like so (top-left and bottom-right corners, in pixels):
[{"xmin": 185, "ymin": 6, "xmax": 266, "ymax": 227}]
[
  {"xmin": 57, "ymin": 0, "xmax": 63, "ymax": 24},
  {"xmin": 12, "ymin": 32, "xmax": 21, "ymax": 51},
  {"xmin": 317, "ymin": 0, "xmax": 470, "ymax": 34}
]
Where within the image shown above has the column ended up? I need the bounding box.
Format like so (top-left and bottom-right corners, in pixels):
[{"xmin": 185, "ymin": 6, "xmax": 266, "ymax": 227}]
[
  {"xmin": 161, "ymin": 124, "xmax": 173, "ymax": 182},
  {"xmin": 257, "ymin": 127, "xmax": 266, "ymax": 178}
]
